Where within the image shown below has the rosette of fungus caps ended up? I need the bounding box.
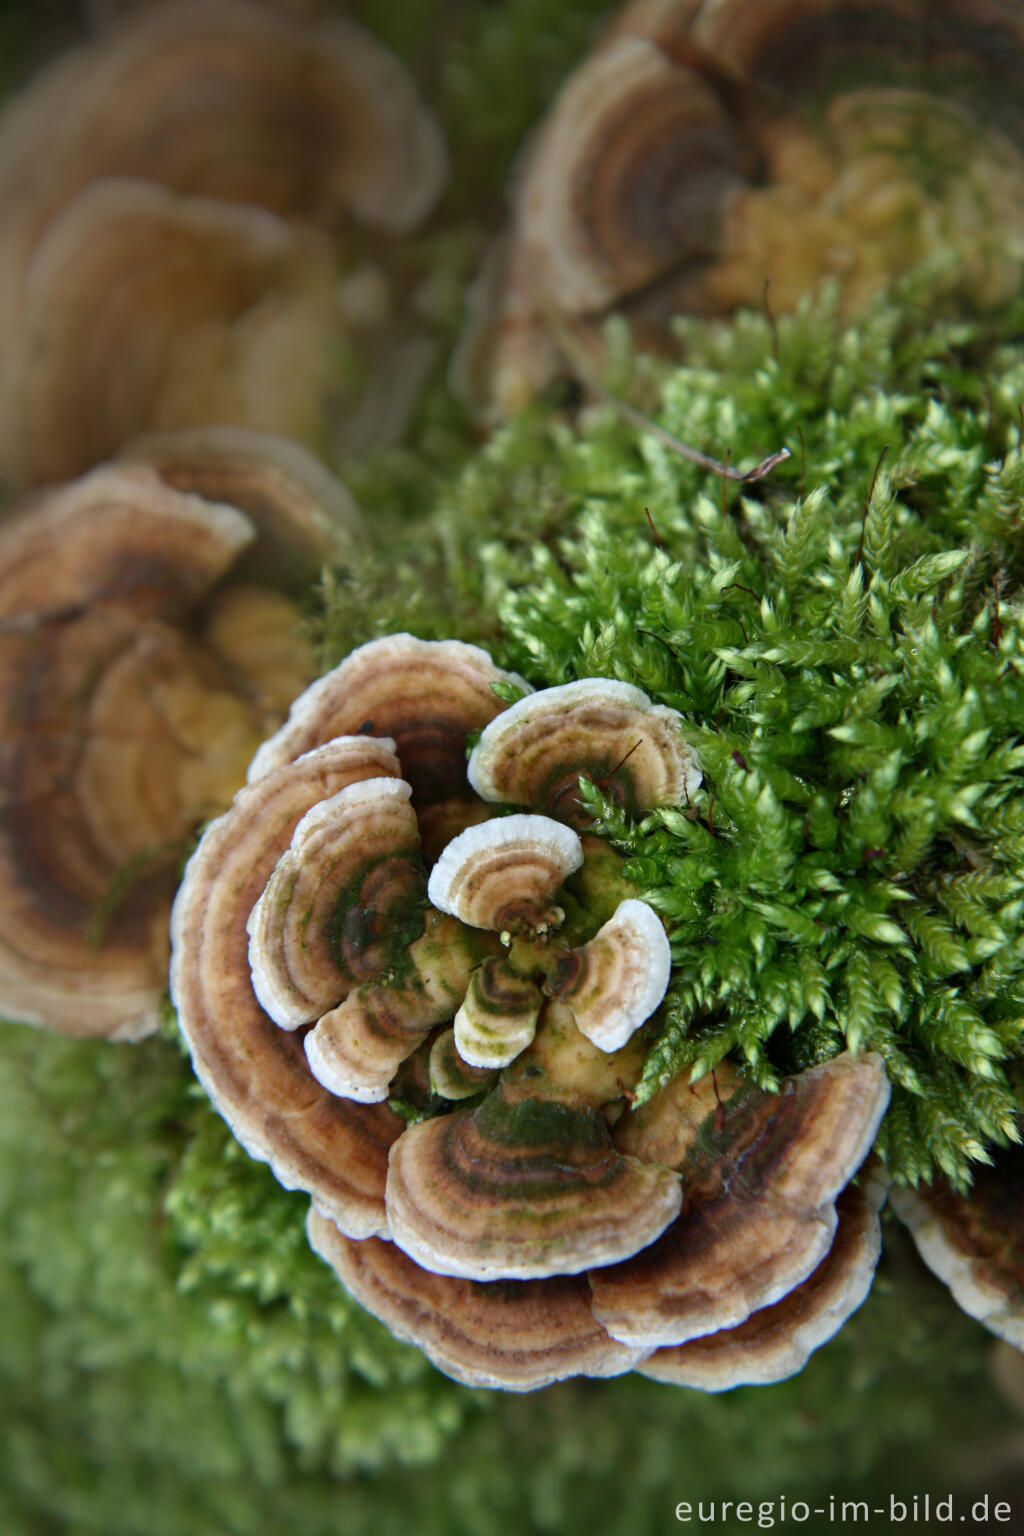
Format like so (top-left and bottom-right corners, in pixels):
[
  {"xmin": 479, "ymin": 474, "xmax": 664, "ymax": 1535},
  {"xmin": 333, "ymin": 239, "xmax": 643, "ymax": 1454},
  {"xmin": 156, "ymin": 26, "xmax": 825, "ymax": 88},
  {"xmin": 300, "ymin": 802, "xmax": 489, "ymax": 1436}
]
[
  {"xmin": 455, "ymin": 0, "xmax": 1024, "ymax": 415},
  {"xmin": 171, "ymin": 633, "xmax": 892, "ymax": 1389},
  {"xmin": 0, "ymin": 431, "xmax": 362, "ymax": 1040}
]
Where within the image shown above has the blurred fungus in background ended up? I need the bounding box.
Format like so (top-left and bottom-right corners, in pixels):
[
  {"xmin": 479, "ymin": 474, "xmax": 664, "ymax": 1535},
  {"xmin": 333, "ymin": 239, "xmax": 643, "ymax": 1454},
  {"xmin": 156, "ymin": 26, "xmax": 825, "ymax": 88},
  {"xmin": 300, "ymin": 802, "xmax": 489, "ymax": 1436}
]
[
  {"xmin": 0, "ymin": 0, "xmax": 448, "ymax": 489},
  {"xmin": 454, "ymin": 0, "xmax": 1024, "ymax": 415},
  {"xmin": 0, "ymin": 431, "xmax": 364, "ymax": 1039}
]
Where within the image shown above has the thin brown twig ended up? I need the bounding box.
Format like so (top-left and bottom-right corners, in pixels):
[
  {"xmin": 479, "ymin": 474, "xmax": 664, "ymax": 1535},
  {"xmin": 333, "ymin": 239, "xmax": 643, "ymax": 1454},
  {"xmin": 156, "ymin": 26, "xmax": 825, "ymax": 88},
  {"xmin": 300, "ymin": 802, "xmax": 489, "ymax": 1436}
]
[
  {"xmin": 591, "ymin": 379, "xmax": 791, "ymax": 482},
  {"xmin": 541, "ymin": 302, "xmax": 791, "ymax": 484}
]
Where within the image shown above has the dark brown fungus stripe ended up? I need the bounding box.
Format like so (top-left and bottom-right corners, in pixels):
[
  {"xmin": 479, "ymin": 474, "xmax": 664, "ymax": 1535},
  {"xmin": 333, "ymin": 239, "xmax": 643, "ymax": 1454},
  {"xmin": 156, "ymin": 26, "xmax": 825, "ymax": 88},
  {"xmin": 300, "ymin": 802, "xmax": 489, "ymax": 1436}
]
[
  {"xmin": 385, "ymin": 1082, "xmax": 682, "ymax": 1280},
  {"xmin": 589, "ymin": 1052, "xmax": 889, "ymax": 1348},
  {"xmin": 170, "ymin": 737, "xmax": 409, "ymax": 1234}
]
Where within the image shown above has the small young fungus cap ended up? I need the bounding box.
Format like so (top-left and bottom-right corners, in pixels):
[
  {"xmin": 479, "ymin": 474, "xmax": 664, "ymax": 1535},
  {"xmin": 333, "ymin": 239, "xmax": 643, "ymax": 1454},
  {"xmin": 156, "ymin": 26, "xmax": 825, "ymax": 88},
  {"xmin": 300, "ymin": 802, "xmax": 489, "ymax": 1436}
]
[
  {"xmin": 467, "ymin": 677, "xmax": 700, "ymax": 828},
  {"xmin": 429, "ymin": 1026, "xmax": 501, "ymax": 1100},
  {"xmin": 426, "ymin": 813, "xmax": 584, "ymax": 933},
  {"xmin": 552, "ymin": 897, "xmax": 672, "ymax": 1052},
  {"xmin": 452, "ymin": 957, "xmax": 545, "ymax": 1071}
]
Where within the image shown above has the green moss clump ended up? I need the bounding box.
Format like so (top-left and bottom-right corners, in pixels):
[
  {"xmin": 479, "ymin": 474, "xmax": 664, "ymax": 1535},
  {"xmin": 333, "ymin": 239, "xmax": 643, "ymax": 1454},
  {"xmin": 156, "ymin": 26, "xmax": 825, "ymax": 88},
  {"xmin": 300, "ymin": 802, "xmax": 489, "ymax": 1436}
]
[{"xmin": 0, "ymin": 1023, "xmax": 476, "ymax": 1501}]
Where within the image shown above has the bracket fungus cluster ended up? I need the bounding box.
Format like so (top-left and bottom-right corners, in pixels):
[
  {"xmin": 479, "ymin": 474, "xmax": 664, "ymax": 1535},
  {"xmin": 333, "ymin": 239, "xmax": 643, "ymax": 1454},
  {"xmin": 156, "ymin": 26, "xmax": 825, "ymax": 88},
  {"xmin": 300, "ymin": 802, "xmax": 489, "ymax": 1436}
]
[
  {"xmin": 171, "ymin": 632, "xmax": 891, "ymax": 1390},
  {"xmin": 0, "ymin": 0, "xmax": 448, "ymax": 486},
  {"xmin": 456, "ymin": 0, "xmax": 1024, "ymax": 415},
  {"xmin": 0, "ymin": 429, "xmax": 363, "ymax": 1041}
]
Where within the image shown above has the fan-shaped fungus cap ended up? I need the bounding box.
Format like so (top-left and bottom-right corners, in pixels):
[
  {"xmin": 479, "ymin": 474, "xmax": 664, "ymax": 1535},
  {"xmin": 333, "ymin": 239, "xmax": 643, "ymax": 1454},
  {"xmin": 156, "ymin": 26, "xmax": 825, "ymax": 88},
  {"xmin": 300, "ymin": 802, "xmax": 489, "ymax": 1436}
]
[
  {"xmin": 170, "ymin": 736, "xmax": 409, "ymax": 1234},
  {"xmin": 247, "ymin": 775, "xmax": 423, "ymax": 1029},
  {"xmin": 467, "ymin": 678, "xmax": 699, "ymax": 828},
  {"xmin": 517, "ymin": 32, "xmax": 749, "ymax": 317},
  {"xmin": 891, "ymin": 1146, "xmax": 1024, "ymax": 1350},
  {"xmin": 552, "ymin": 897, "xmax": 671, "ymax": 1051},
  {"xmin": 8, "ymin": 178, "xmax": 340, "ymax": 485},
  {"xmin": 0, "ymin": 462, "xmax": 317, "ymax": 1040},
  {"xmin": 461, "ymin": 0, "xmax": 1024, "ymax": 415},
  {"xmin": 427, "ymin": 813, "xmax": 584, "ymax": 934},
  {"xmin": 0, "ymin": 462, "xmax": 252, "ymax": 618},
  {"xmin": 0, "ymin": 0, "xmax": 447, "ymax": 235},
  {"xmin": 119, "ymin": 425, "xmax": 362, "ymax": 592},
  {"xmin": 588, "ymin": 1052, "xmax": 890, "ymax": 1347},
  {"xmin": 385, "ymin": 1081, "xmax": 683, "ymax": 1281},
  {"xmin": 250, "ymin": 634, "xmax": 530, "ymax": 827},
  {"xmin": 307, "ymin": 1213, "xmax": 646, "ymax": 1391},
  {"xmin": 429, "ymin": 1027, "xmax": 501, "ymax": 1101},
  {"xmin": 0, "ymin": 0, "xmax": 449, "ymax": 484},
  {"xmin": 639, "ymin": 1174, "xmax": 886, "ymax": 1389}
]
